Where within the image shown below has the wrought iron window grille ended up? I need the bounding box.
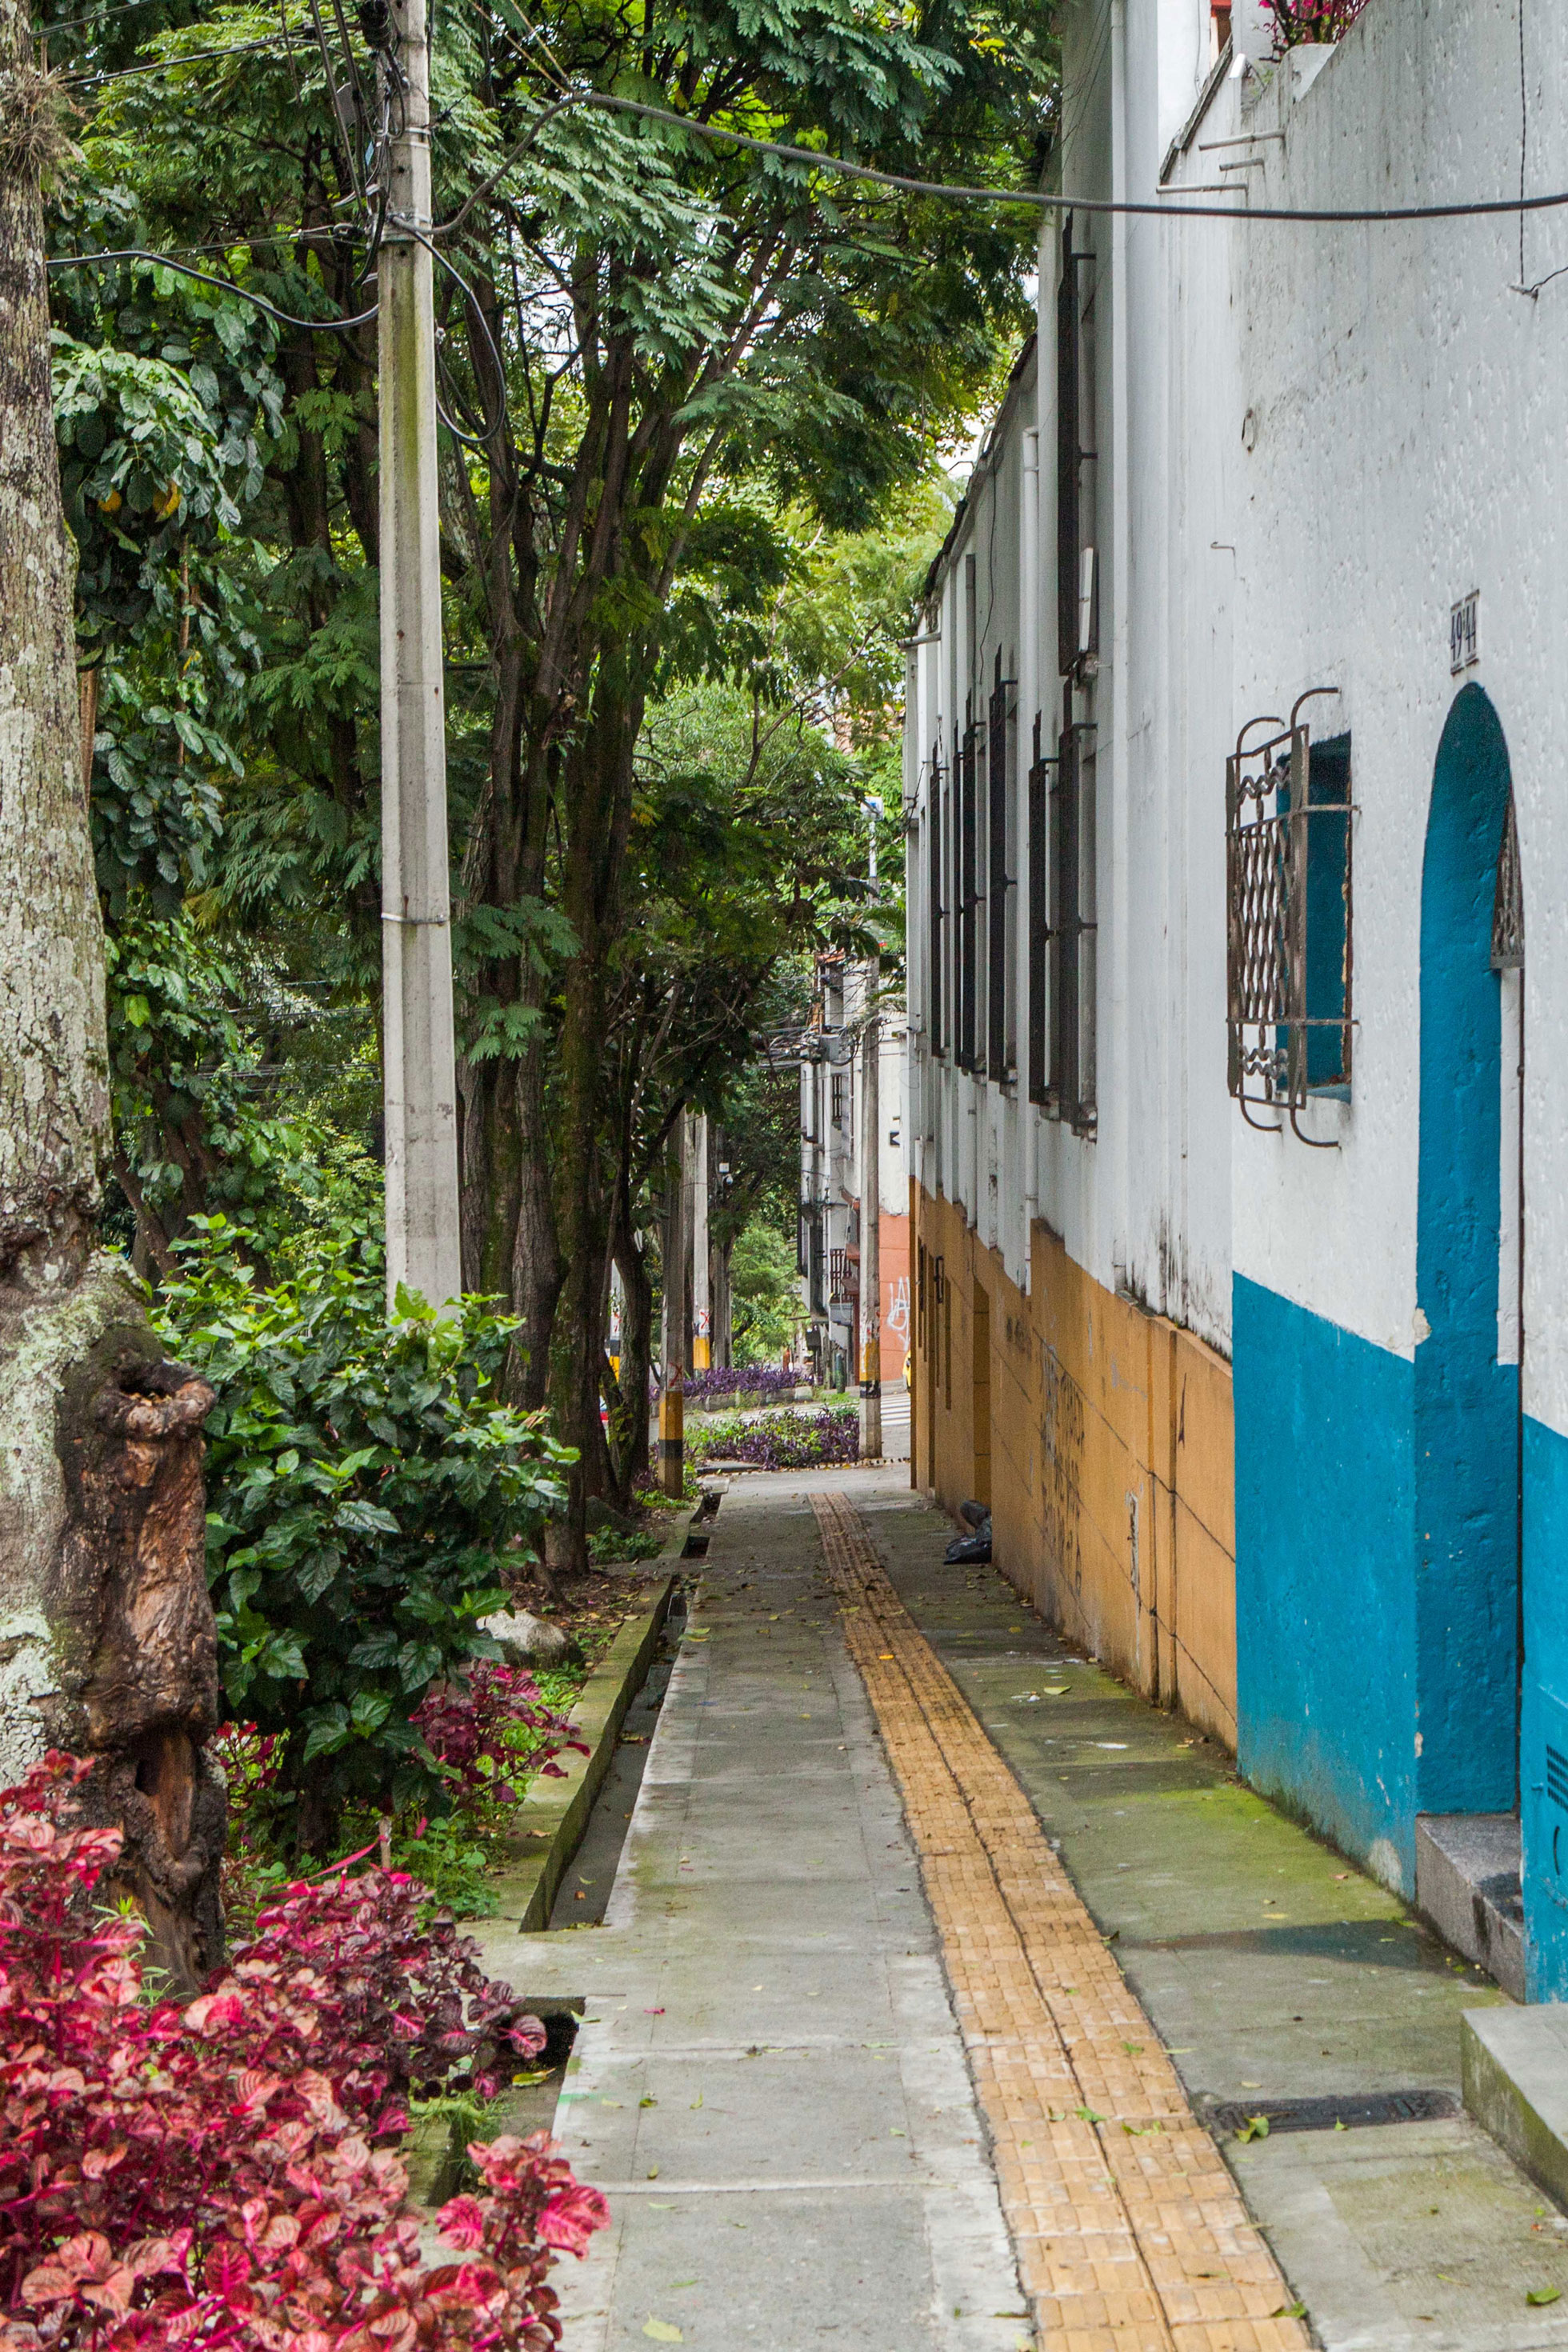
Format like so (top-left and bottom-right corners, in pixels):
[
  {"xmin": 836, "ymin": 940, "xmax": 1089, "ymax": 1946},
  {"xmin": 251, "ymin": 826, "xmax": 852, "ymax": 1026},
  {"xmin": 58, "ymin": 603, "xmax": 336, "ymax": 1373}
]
[
  {"xmin": 1026, "ymin": 712, "xmax": 1057, "ymax": 1110},
  {"xmin": 1045, "ymin": 717, "xmax": 1098, "ymax": 1133},
  {"xmin": 927, "ymin": 740, "xmax": 946, "ymax": 1056},
  {"xmin": 958, "ymin": 713, "xmax": 982, "ymax": 1071},
  {"xmin": 1056, "ymin": 221, "xmax": 1099, "ymax": 686},
  {"xmin": 1225, "ymin": 688, "xmax": 1354, "ymax": 1149},
  {"xmin": 987, "ymin": 657, "xmax": 1018, "ymax": 1085}
]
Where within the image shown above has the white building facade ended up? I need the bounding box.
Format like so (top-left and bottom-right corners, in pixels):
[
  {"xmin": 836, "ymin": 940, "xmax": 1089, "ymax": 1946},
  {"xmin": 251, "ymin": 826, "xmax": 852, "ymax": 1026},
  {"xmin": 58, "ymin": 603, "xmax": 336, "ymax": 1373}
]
[
  {"xmin": 799, "ymin": 957, "xmax": 910, "ymax": 1386},
  {"xmin": 906, "ymin": 0, "xmax": 1568, "ymax": 1996}
]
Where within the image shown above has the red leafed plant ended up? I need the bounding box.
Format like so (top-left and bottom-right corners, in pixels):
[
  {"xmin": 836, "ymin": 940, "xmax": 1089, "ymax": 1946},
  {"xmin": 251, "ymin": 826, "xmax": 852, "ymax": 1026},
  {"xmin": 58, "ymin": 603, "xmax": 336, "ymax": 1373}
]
[
  {"xmin": 411, "ymin": 1666, "xmax": 586, "ymax": 1806},
  {"xmin": 1262, "ymin": 0, "xmax": 1369, "ymax": 46},
  {"xmin": 0, "ymin": 1755, "xmax": 609, "ymax": 2349}
]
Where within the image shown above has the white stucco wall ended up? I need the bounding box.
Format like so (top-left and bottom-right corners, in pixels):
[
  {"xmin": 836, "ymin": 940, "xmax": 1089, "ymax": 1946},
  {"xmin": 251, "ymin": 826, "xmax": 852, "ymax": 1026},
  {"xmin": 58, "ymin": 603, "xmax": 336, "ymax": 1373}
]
[
  {"xmin": 1226, "ymin": 0, "xmax": 1568, "ymax": 1441},
  {"xmin": 908, "ymin": 0, "xmax": 1239, "ymax": 1358},
  {"xmin": 909, "ymin": 0, "xmax": 1568, "ymax": 1417}
]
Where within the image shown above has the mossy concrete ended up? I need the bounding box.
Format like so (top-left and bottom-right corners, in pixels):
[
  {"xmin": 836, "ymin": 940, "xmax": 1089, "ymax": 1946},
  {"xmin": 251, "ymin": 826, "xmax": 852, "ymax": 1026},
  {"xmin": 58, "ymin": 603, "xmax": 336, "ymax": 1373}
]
[
  {"xmin": 474, "ymin": 1572, "xmax": 678, "ymax": 1933},
  {"xmin": 1463, "ymin": 2006, "xmax": 1568, "ymax": 2215},
  {"xmin": 846, "ymin": 1466, "xmax": 1568, "ymax": 2348}
]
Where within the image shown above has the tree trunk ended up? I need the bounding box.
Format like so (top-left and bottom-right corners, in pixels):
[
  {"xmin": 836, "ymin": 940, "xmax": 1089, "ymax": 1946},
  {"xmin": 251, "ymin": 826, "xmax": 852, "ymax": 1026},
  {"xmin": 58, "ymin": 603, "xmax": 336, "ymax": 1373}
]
[
  {"xmin": 547, "ymin": 691, "xmax": 642, "ymax": 1562},
  {"xmin": 714, "ymin": 1238, "xmax": 733, "ymax": 1370},
  {"xmin": 0, "ymin": 0, "xmax": 224, "ymax": 1989},
  {"xmin": 607, "ymin": 1207, "xmax": 652, "ymax": 1508}
]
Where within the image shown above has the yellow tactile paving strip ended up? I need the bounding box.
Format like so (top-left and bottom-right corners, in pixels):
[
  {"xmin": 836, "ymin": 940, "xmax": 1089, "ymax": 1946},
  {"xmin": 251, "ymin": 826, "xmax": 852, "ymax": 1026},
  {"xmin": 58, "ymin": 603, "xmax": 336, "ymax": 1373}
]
[{"xmin": 811, "ymin": 1490, "xmax": 1310, "ymax": 2352}]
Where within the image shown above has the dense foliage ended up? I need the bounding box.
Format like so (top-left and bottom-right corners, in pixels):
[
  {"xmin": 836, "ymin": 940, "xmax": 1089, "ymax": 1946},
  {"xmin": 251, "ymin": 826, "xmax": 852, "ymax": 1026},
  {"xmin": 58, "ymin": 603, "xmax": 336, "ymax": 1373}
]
[
  {"xmin": 45, "ymin": 0, "xmax": 1051, "ymax": 1556},
  {"xmin": 682, "ymin": 1365, "xmax": 800, "ymax": 1406},
  {"xmin": 1264, "ymin": 0, "xmax": 1369, "ymax": 44},
  {"xmin": 155, "ymin": 1222, "xmax": 571, "ymax": 1848},
  {"xmin": 0, "ymin": 1755, "xmax": 606, "ymax": 2351},
  {"xmin": 413, "ymin": 1666, "xmax": 582, "ymax": 1810},
  {"xmin": 690, "ymin": 1406, "xmax": 859, "ymax": 1471}
]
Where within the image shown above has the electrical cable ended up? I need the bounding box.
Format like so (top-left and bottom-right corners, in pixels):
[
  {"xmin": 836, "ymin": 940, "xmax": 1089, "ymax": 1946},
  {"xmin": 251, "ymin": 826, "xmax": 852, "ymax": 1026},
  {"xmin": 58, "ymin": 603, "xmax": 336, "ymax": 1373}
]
[
  {"xmin": 62, "ymin": 28, "xmax": 298, "ymax": 80},
  {"xmin": 392, "ymin": 213, "xmax": 510, "ymax": 438},
  {"xmin": 430, "ymin": 86, "xmax": 1568, "ymax": 236},
  {"xmin": 45, "ymin": 246, "xmax": 378, "ymax": 330},
  {"xmin": 38, "ymin": 0, "xmax": 210, "ymax": 38}
]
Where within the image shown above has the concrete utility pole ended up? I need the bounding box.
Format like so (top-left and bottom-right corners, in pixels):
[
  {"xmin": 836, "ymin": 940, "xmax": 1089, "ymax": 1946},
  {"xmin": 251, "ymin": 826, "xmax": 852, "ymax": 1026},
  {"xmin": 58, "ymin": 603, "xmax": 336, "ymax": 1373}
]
[
  {"xmin": 859, "ymin": 798, "xmax": 882, "ymax": 1462},
  {"xmin": 658, "ymin": 1118, "xmax": 689, "ymax": 1495},
  {"xmin": 378, "ymin": 0, "xmax": 462, "ymax": 1315},
  {"xmin": 691, "ymin": 1114, "xmax": 711, "ymax": 1370}
]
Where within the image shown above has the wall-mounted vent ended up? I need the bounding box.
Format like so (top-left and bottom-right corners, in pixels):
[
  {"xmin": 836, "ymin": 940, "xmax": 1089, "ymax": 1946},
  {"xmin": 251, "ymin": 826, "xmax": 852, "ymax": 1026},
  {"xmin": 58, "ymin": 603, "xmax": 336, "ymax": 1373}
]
[{"xmin": 1546, "ymin": 1743, "xmax": 1568, "ymax": 1814}]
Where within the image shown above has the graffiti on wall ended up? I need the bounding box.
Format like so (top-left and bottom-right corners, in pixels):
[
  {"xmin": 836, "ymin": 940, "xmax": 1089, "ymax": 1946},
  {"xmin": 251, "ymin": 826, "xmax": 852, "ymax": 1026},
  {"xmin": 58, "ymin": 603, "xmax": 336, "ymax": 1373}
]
[{"xmin": 1039, "ymin": 1343, "xmax": 1086, "ymax": 1606}]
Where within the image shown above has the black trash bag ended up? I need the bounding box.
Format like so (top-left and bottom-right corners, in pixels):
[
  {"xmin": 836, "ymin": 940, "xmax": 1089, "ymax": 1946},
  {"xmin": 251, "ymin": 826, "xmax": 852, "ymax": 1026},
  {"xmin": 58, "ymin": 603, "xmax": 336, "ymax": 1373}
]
[
  {"xmin": 958, "ymin": 1499, "xmax": 990, "ymax": 1530},
  {"xmin": 945, "ymin": 1526, "xmax": 992, "ymax": 1564}
]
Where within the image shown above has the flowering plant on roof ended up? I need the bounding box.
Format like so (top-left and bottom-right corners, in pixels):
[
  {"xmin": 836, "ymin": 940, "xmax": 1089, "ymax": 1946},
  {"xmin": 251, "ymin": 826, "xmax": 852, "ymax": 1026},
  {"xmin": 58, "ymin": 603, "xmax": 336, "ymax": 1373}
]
[{"xmin": 1262, "ymin": 0, "xmax": 1368, "ymax": 48}]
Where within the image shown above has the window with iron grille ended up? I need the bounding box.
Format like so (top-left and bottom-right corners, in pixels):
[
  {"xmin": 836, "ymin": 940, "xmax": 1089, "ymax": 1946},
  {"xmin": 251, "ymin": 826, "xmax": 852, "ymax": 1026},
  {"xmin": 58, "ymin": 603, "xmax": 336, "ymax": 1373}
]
[
  {"xmin": 1046, "ymin": 722, "xmax": 1098, "ymax": 1130},
  {"xmin": 1226, "ymin": 701, "xmax": 1352, "ymax": 1143},
  {"xmin": 927, "ymin": 742, "xmax": 945, "ymax": 1057},
  {"xmin": 1056, "ymin": 222, "xmax": 1080, "ymax": 682},
  {"xmin": 1026, "ymin": 714, "xmax": 1051, "ymax": 1105},
  {"xmin": 1057, "ymin": 218, "xmax": 1098, "ymax": 681},
  {"xmin": 987, "ymin": 662, "xmax": 1017, "ymax": 1082},
  {"xmin": 831, "ymin": 1070, "xmax": 848, "ymax": 1129},
  {"xmin": 958, "ymin": 711, "xmax": 980, "ymax": 1069}
]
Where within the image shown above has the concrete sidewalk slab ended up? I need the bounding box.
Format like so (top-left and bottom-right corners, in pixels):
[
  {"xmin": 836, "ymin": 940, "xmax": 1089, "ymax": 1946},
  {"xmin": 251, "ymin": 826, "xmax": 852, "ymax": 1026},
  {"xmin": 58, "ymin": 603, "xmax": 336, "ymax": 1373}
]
[
  {"xmin": 470, "ymin": 1473, "xmax": 1027, "ymax": 2352},
  {"xmin": 850, "ymin": 1466, "xmax": 1568, "ymax": 2348}
]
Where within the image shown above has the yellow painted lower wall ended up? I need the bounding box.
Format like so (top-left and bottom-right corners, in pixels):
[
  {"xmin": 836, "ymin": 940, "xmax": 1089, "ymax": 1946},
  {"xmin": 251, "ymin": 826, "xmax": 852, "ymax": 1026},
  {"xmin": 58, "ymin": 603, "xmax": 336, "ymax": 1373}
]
[{"xmin": 910, "ymin": 1183, "xmax": 1238, "ymax": 1751}]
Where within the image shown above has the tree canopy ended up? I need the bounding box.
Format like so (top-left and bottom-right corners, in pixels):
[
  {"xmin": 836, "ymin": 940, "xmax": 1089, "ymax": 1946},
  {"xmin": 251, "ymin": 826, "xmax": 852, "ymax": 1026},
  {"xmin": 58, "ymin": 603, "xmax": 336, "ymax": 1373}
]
[{"xmin": 42, "ymin": 0, "xmax": 1057, "ymax": 1551}]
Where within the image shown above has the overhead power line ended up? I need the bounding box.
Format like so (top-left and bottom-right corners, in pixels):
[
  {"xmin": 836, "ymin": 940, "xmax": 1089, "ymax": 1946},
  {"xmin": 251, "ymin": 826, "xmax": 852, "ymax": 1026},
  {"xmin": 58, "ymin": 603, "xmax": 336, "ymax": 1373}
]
[
  {"xmin": 61, "ymin": 27, "xmax": 298, "ymax": 79},
  {"xmin": 432, "ymin": 87, "xmax": 1568, "ymax": 236},
  {"xmin": 45, "ymin": 246, "xmax": 377, "ymax": 330}
]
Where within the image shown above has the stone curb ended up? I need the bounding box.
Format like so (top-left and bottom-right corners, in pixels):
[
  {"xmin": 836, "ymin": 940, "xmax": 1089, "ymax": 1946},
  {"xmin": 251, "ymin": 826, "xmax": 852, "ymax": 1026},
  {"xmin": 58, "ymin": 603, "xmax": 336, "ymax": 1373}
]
[{"xmin": 474, "ymin": 1558, "xmax": 684, "ymax": 1933}]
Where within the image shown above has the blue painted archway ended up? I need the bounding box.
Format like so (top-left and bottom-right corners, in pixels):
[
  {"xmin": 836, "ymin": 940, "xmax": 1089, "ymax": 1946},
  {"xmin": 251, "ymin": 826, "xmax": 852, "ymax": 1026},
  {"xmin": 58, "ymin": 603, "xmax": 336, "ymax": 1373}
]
[{"xmin": 1414, "ymin": 682, "xmax": 1518, "ymax": 1814}]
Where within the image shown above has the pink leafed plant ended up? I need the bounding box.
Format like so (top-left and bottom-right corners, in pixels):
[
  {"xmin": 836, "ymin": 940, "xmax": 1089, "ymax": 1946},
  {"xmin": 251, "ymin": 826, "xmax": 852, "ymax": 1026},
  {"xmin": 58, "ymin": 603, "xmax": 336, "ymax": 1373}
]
[
  {"xmin": 0, "ymin": 1754, "xmax": 608, "ymax": 2350},
  {"xmin": 411, "ymin": 1664, "xmax": 586, "ymax": 1806},
  {"xmin": 1262, "ymin": 0, "xmax": 1369, "ymax": 47}
]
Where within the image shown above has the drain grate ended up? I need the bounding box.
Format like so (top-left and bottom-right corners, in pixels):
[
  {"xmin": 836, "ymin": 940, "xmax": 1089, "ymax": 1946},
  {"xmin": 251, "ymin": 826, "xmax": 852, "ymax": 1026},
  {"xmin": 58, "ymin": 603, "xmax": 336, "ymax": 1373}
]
[{"xmin": 1206, "ymin": 2089, "xmax": 1458, "ymax": 2138}]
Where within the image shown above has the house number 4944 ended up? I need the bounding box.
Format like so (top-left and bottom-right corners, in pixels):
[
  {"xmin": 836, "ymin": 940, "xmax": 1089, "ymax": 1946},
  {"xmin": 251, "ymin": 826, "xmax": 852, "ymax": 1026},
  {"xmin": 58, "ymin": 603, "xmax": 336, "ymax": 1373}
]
[{"xmin": 1450, "ymin": 590, "xmax": 1479, "ymax": 675}]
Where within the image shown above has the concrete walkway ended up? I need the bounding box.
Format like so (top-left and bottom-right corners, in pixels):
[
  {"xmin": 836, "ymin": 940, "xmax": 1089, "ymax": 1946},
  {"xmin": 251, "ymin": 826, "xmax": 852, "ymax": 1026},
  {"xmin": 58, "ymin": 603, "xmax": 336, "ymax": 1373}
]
[
  {"xmin": 475, "ymin": 1466, "xmax": 1568, "ymax": 2350},
  {"xmin": 474, "ymin": 1468, "xmax": 1028, "ymax": 2352},
  {"xmin": 862, "ymin": 1469, "xmax": 1568, "ymax": 2350}
]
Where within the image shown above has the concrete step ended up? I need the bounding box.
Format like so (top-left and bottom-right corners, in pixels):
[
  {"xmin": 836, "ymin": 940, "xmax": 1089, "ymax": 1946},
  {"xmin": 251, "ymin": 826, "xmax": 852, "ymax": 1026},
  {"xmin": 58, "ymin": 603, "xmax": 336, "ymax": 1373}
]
[
  {"xmin": 1462, "ymin": 2004, "xmax": 1568, "ymax": 2210},
  {"xmin": 1416, "ymin": 1811, "xmax": 1526, "ymax": 1998}
]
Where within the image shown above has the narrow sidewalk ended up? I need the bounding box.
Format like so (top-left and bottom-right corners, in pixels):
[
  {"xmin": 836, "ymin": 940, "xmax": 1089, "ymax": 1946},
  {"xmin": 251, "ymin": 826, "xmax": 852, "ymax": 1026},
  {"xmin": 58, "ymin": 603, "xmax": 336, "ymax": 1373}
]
[
  {"xmin": 857, "ymin": 1466, "xmax": 1568, "ymax": 2350},
  {"xmin": 474, "ymin": 1470, "xmax": 1027, "ymax": 2352},
  {"xmin": 474, "ymin": 1466, "xmax": 1568, "ymax": 2350}
]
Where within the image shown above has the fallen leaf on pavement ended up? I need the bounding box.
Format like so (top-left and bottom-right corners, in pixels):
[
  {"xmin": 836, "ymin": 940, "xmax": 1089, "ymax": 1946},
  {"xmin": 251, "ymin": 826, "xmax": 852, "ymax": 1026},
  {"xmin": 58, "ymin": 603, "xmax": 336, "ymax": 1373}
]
[
  {"xmin": 1234, "ymin": 2115, "xmax": 1270, "ymax": 2142},
  {"xmin": 1527, "ymin": 2288, "xmax": 1563, "ymax": 2306},
  {"xmin": 644, "ymin": 2321, "xmax": 683, "ymax": 2341}
]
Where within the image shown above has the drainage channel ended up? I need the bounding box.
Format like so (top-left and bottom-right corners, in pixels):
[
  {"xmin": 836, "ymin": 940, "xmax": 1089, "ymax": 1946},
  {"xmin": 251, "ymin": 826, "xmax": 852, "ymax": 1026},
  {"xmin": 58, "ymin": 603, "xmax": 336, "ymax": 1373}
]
[
  {"xmin": 498, "ymin": 1518, "xmax": 709, "ymax": 2143},
  {"xmin": 546, "ymin": 1579, "xmax": 689, "ymax": 1930}
]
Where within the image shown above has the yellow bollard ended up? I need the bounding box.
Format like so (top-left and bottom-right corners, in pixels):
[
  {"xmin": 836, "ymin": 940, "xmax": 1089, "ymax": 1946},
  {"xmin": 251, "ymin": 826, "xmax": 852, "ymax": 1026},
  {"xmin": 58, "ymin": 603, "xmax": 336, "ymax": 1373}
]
[{"xmin": 658, "ymin": 1382, "xmax": 685, "ymax": 1498}]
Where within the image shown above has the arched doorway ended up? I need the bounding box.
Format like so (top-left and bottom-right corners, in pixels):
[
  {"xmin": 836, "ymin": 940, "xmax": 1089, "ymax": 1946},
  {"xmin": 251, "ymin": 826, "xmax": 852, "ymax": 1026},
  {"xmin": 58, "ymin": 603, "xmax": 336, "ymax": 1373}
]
[{"xmin": 1414, "ymin": 683, "xmax": 1519, "ymax": 1814}]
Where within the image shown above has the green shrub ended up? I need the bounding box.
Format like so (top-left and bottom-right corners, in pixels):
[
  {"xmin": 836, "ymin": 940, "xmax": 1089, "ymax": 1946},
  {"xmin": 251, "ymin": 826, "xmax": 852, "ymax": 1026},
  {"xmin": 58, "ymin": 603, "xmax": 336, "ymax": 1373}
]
[{"xmin": 157, "ymin": 1218, "xmax": 572, "ymax": 1849}]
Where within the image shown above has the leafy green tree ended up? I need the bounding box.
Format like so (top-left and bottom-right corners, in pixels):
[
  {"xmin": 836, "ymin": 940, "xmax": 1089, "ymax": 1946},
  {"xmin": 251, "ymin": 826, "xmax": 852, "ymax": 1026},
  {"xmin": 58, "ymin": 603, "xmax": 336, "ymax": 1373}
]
[
  {"xmin": 46, "ymin": 0, "xmax": 1052, "ymax": 1566},
  {"xmin": 729, "ymin": 1220, "xmax": 800, "ymax": 1362}
]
